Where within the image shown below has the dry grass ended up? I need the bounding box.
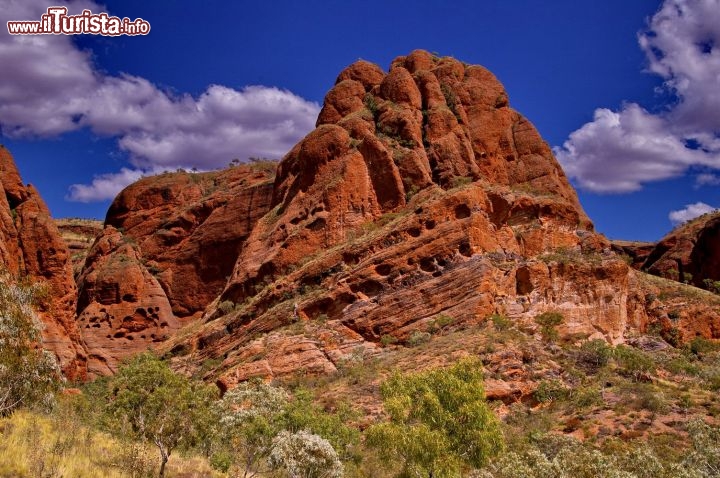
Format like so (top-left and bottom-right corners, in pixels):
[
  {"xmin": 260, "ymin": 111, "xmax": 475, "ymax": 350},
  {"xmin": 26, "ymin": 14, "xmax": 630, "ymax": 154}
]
[{"xmin": 0, "ymin": 408, "xmax": 221, "ymax": 478}]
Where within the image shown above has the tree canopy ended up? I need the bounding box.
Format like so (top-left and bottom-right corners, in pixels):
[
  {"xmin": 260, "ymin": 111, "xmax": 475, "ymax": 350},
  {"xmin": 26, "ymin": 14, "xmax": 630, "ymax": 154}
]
[{"xmin": 367, "ymin": 358, "xmax": 504, "ymax": 478}]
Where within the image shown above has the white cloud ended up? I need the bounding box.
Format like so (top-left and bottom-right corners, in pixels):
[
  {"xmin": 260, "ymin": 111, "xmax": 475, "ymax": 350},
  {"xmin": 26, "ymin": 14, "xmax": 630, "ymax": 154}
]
[
  {"xmin": 695, "ymin": 172, "xmax": 720, "ymax": 187},
  {"xmin": 668, "ymin": 201, "xmax": 716, "ymax": 225},
  {"xmin": 556, "ymin": 0, "xmax": 720, "ymax": 193},
  {"xmin": 0, "ymin": 0, "xmax": 320, "ymax": 201},
  {"xmin": 66, "ymin": 168, "xmax": 144, "ymax": 202},
  {"xmin": 554, "ymin": 104, "xmax": 716, "ymax": 192}
]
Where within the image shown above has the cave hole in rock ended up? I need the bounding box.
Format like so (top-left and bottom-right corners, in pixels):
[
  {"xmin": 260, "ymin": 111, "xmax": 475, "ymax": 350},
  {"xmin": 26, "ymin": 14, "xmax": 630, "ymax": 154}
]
[{"xmin": 454, "ymin": 203, "xmax": 471, "ymax": 219}]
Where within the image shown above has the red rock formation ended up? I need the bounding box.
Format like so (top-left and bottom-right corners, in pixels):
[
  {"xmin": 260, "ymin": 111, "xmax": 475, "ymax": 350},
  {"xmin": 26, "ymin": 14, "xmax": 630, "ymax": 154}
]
[
  {"xmin": 611, "ymin": 240, "xmax": 655, "ymax": 269},
  {"xmin": 76, "ymin": 165, "xmax": 275, "ymax": 374},
  {"xmin": 0, "ymin": 146, "xmax": 86, "ymax": 379},
  {"xmin": 159, "ymin": 51, "xmax": 706, "ymax": 386},
  {"xmin": 636, "ymin": 211, "xmax": 720, "ymax": 289},
  {"xmin": 221, "ymin": 50, "xmax": 591, "ymax": 306},
  {"xmin": 72, "ymin": 51, "xmax": 719, "ymax": 387}
]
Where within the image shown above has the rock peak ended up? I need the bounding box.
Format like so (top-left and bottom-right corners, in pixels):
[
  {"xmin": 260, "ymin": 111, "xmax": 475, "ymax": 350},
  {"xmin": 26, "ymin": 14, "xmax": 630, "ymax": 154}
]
[{"xmin": 313, "ymin": 50, "xmax": 586, "ymax": 215}]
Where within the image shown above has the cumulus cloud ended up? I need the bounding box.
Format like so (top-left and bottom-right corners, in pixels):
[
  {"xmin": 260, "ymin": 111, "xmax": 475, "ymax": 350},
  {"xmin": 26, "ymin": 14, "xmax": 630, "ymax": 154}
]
[
  {"xmin": 668, "ymin": 201, "xmax": 716, "ymax": 225},
  {"xmin": 0, "ymin": 0, "xmax": 320, "ymax": 201},
  {"xmin": 556, "ymin": 0, "xmax": 720, "ymax": 193},
  {"xmin": 67, "ymin": 168, "xmax": 144, "ymax": 202}
]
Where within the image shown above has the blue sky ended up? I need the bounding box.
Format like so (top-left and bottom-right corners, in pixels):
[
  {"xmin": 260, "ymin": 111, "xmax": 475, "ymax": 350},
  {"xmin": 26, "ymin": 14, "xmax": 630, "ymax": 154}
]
[{"xmin": 1, "ymin": 0, "xmax": 718, "ymax": 241}]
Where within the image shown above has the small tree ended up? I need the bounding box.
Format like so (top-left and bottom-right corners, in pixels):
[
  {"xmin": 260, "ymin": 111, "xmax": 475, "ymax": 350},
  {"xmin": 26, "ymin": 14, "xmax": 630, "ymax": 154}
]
[
  {"xmin": 214, "ymin": 380, "xmax": 358, "ymax": 476},
  {"xmin": 215, "ymin": 379, "xmax": 290, "ymax": 477},
  {"xmin": 534, "ymin": 312, "xmax": 564, "ymax": 343},
  {"xmin": 367, "ymin": 358, "xmax": 504, "ymax": 477},
  {"xmin": 104, "ymin": 353, "xmax": 217, "ymax": 478},
  {"xmin": 283, "ymin": 388, "xmax": 359, "ymax": 463},
  {"xmin": 0, "ymin": 277, "xmax": 59, "ymax": 416},
  {"xmin": 269, "ymin": 430, "xmax": 343, "ymax": 478}
]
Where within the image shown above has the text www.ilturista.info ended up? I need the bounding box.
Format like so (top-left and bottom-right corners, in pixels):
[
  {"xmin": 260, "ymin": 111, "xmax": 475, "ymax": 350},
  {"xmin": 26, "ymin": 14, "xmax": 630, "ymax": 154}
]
[{"xmin": 7, "ymin": 6, "xmax": 150, "ymax": 36}]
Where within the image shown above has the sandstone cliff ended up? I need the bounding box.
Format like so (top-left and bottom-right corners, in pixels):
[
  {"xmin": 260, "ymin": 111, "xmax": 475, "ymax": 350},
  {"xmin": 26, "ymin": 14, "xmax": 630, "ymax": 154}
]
[
  {"xmin": 55, "ymin": 218, "xmax": 103, "ymax": 277},
  {"xmin": 632, "ymin": 211, "xmax": 720, "ymax": 290},
  {"xmin": 75, "ymin": 165, "xmax": 275, "ymax": 375},
  {"xmin": 0, "ymin": 146, "xmax": 86, "ymax": 379},
  {"xmin": 150, "ymin": 51, "xmax": 718, "ymax": 389}
]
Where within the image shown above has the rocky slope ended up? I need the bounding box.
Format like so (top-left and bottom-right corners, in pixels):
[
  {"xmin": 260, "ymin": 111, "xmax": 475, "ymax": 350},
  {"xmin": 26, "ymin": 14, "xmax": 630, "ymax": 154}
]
[
  {"xmin": 4, "ymin": 49, "xmax": 719, "ymax": 410},
  {"xmin": 627, "ymin": 211, "xmax": 720, "ymax": 290},
  {"xmin": 75, "ymin": 164, "xmax": 275, "ymax": 375},
  {"xmin": 0, "ymin": 146, "xmax": 86, "ymax": 379},
  {"xmin": 149, "ymin": 51, "xmax": 719, "ymax": 390}
]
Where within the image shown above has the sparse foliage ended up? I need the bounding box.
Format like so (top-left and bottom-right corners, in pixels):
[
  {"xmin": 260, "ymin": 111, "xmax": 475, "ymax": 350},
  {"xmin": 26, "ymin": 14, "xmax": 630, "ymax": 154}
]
[
  {"xmin": 367, "ymin": 358, "xmax": 504, "ymax": 477},
  {"xmin": 0, "ymin": 276, "xmax": 59, "ymax": 416},
  {"xmin": 534, "ymin": 312, "xmax": 564, "ymax": 343},
  {"xmin": 214, "ymin": 379, "xmax": 289, "ymax": 477},
  {"xmin": 269, "ymin": 430, "xmax": 343, "ymax": 478},
  {"xmin": 103, "ymin": 353, "xmax": 217, "ymax": 478}
]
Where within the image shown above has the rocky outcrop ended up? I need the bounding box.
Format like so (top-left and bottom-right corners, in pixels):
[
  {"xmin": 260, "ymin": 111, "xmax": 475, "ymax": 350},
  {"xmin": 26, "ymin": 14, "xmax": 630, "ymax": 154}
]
[
  {"xmin": 76, "ymin": 165, "xmax": 275, "ymax": 375},
  {"xmin": 0, "ymin": 146, "xmax": 86, "ymax": 379},
  {"xmin": 156, "ymin": 51, "xmax": 715, "ymax": 386},
  {"xmin": 55, "ymin": 218, "xmax": 103, "ymax": 277},
  {"xmin": 632, "ymin": 211, "xmax": 720, "ymax": 290},
  {"xmin": 611, "ymin": 240, "xmax": 655, "ymax": 269},
  {"xmin": 220, "ymin": 49, "xmax": 591, "ymax": 306}
]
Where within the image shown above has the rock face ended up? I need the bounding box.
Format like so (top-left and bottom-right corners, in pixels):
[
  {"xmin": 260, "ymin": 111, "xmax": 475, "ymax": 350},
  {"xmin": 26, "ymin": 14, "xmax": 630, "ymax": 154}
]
[
  {"xmin": 55, "ymin": 218, "xmax": 103, "ymax": 277},
  {"xmin": 76, "ymin": 165, "xmax": 275, "ymax": 375},
  {"xmin": 611, "ymin": 240, "xmax": 655, "ymax": 269},
  {"xmin": 635, "ymin": 211, "xmax": 720, "ymax": 289},
  {"xmin": 154, "ymin": 51, "xmax": 715, "ymax": 387},
  {"xmin": 220, "ymin": 50, "xmax": 591, "ymax": 305},
  {"xmin": 0, "ymin": 146, "xmax": 86, "ymax": 379}
]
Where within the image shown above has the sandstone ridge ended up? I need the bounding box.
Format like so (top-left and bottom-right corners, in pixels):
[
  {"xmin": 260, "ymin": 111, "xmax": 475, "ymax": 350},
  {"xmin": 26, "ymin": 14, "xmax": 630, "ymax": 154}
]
[
  {"xmin": 0, "ymin": 146, "xmax": 85, "ymax": 379},
  {"xmin": 151, "ymin": 51, "xmax": 719, "ymax": 391},
  {"xmin": 75, "ymin": 164, "xmax": 275, "ymax": 375}
]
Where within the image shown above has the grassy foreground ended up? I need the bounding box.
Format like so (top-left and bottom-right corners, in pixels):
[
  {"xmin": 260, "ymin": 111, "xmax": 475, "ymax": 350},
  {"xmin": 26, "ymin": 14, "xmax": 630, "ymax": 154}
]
[{"xmin": 0, "ymin": 407, "xmax": 220, "ymax": 478}]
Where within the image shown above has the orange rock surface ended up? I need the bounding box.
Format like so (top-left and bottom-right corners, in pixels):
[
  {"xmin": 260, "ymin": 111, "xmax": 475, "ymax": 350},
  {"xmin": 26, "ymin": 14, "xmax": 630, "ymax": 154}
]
[
  {"xmin": 638, "ymin": 211, "xmax": 720, "ymax": 288},
  {"xmin": 0, "ymin": 146, "xmax": 86, "ymax": 379},
  {"xmin": 156, "ymin": 52, "xmax": 717, "ymax": 386},
  {"xmin": 75, "ymin": 165, "xmax": 275, "ymax": 374}
]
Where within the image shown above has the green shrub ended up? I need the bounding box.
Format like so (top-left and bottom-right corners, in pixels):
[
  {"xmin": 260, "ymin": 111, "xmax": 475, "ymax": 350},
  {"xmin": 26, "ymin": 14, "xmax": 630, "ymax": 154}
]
[
  {"xmin": 570, "ymin": 386, "xmax": 603, "ymax": 408},
  {"xmin": 407, "ymin": 331, "xmax": 431, "ymax": 347},
  {"xmin": 367, "ymin": 359, "xmax": 504, "ymax": 476},
  {"xmin": 662, "ymin": 326, "xmax": 682, "ymax": 347},
  {"xmin": 450, "ymin": 176, "xmax": 473, "ymax": 189},
  {"xmin": 218, "ymin": 300, "xmax": 235, "ymax": 315},
  {"xmin": 0, "ymin": 277, "xmax": 59, "ymax": 416},
  {"xmin": 614, "ymin": 345, "xmax": 655, "ymax": 381},
  {"xmin": 703, "ymin": 278, "xmax": 720, "ymax": 294},
  {"xmin": 576, "ymin": 339, "xmax": 613, "ymax": 371},
  {"xmin": 689, "ymin": 337, "xmax": 720, "ymax": 356},
  {"xmin": 440, "ymin": 82, "xmax": 459, "ymax": 118},
  {"xmin": 364, "ymin": 93, "xmax": 379, "ymax": 119},
  {"xmin": 380, "ymin": 334, "xmax": 398, "ymax": 347},
  {"xmin": 534, "ymin": 312, "xmax": 564, "ymax": 343},
  {"xmin": 434, "ymin": 314, "xmax": 454, "ymax": 329},
  {"xmin": 534, "ymin": 380, "xmax": 568, "ymax": 404},
  {"xmin": 103, "ymin": 353, "xmax": 218, "ymax": 478},
  {"xmin": 490, "ymin": 314, "xmax": 512, "ymax": 331}
]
